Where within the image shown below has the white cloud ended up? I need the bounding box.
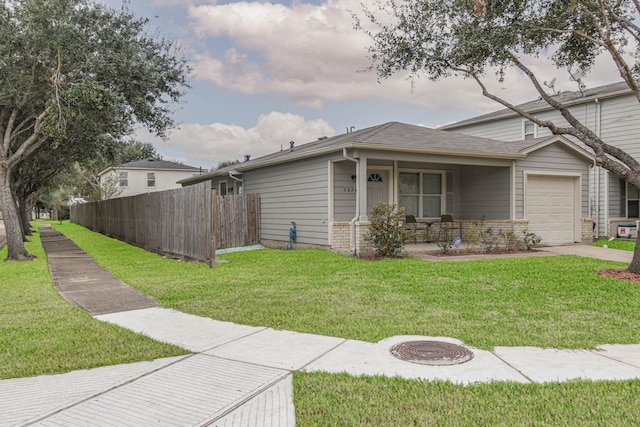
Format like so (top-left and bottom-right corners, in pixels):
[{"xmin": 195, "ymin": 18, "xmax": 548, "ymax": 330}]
[
  {"xmin": 185, "ymin": 1, "xmax": 542, "ymax": 113},
  {"xmin": 136, "ymin": 112, "xmax": 335, "ymax": 169},
  {"xmin": 185, "ymin": 0, "xmax": 625, "ymax": 115}
]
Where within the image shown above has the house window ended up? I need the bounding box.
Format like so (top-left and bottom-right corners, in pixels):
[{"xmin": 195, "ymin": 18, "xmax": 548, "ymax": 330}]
[
  {"xmin": 398, "ymin": 172, "xmax": 443, "ymax": 218},
  {"xmin": 523, "ymin": 120, "xmax": 536, "ymax": 140},
  {"xmin": 118, "ymin": 171, "xmax": 128, "ymax": 187},
  {"xmin": 620, "ymin": 179, "xmax": 639, "ymax": 218},
  {"xmin": 147, "ymin": 172, "xmax": 156, "ymax": 188},
  {"xmin": 368, "ymin": 173, "xmax": 383, "ymax": 182},
  {"xmin": 219, "ymin": 181, "xmax": 228, "ymax": 196}
]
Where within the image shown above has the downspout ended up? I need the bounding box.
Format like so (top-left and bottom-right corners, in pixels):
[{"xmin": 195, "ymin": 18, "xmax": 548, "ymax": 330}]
[{"xmin": 343, "ymin": 148, "xmax": 359, "ymax": 253}]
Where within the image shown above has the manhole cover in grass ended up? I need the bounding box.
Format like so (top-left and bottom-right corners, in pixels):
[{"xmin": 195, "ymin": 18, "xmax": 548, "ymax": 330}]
[{"xmin": 389, "ymin": 340, "xmax": 474, "ymax": 366}]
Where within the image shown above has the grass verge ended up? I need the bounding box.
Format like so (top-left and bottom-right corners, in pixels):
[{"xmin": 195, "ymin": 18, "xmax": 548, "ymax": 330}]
[
  {"xmin": 293, "ymin": 372, "xmax": 640, "ymax": 426},
  {"xmin": 0, "ymin": 225, "xmax": 187, "ymax": 379},
  {"xmin": 51, "ymin": 222, "xmax": 640, "ymax": 350},
  {"xmin": 593, "ymin": 238, "xmax": 636, "ymax": 251}
]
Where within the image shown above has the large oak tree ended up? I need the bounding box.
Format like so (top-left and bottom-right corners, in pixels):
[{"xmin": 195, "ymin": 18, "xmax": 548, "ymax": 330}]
[
  {"xmin": 0, "ymin": 0, "xmax": 189, "ymax": 260},
  {"xmin": 357, "ymin": 0, "xmax": 640, "ymax": 272}
]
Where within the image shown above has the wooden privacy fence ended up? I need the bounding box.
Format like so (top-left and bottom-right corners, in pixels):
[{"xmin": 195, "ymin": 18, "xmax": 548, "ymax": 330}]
[
  {"xmin": 70, "ymin": 182, "xmax": 260, "ymax": 265},
  {"xmin": 217, "ymin": 193, "xmax": 260, "ymax": 250}
]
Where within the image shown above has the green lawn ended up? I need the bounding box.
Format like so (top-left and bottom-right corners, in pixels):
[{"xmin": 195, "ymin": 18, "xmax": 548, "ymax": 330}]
[
  {"xmin": 293, "ymin": 373, "xmax": 640, "ymax": 426},
  {"xmin": 593, "ymin": 238, "xmax": 636, "ymax": 251},
  {"xmin": 6, "ymin": 222, "xmax": 639, "ymax": 425},
  {"xmin": 0, "ymin": 226, "xmax": 187, "ymax": 380},
  {"xmin": 51, "ymin": 222, "xmax": 640, "ymax": 350}
]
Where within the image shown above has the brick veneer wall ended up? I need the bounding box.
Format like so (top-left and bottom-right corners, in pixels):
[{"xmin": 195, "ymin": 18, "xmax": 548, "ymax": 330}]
[
  {"xmin": 331, "ymin": 222, "xmax": 352, "ymax": 252},
  {"xmin": 581, "ymin": 218, "xmax": 594, "ymax": 243}
]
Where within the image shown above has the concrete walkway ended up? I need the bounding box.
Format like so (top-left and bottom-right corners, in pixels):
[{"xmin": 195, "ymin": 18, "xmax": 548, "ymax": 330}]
[{"xmin": 2, "ymin": 228, "xmax": 640, "ymax": 426}]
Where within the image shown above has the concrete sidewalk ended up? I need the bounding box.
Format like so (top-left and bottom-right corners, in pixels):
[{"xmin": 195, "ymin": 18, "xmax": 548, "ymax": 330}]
[{"xmin": 2, "ymin": 227, "xmax": 640, "ymax": 426}]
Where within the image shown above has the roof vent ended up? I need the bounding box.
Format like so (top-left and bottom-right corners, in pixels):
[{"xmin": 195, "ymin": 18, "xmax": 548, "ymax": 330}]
[
  {"xmin": 318, "ymin": 136, "xmax": 328, "ymax": 141},
  {"xmin": 244, "ymin": 154, "xmax": 251, "ymax": 162},
  {"xmin": 289, "ymin": 141, "xmax": 295, "ymax": 150}
]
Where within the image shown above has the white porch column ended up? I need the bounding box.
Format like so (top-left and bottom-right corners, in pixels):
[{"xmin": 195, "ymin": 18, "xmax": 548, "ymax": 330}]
[{"xmin": 358, "ymin": 157, "xmax": 368, "ymax": 221}]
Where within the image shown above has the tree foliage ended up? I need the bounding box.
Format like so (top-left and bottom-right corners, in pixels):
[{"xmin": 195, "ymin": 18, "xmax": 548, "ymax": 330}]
[
  {"xmin": 0, "ymin": 0, "xmax": 189, "ymax": 260},
  {"xmin": 357, "ymin": 0, "xmax": 640, "ymax": 272}
]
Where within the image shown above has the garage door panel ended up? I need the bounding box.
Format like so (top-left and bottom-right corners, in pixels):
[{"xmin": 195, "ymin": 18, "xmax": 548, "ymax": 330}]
[{"xmin": 526, "ymin": 175, "xmax": 577, "ymax": 245}]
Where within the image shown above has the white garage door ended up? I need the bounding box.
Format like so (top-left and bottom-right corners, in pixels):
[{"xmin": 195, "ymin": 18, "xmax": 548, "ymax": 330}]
[{"xmin": 526, "ymin": 175, "xmax": 577, "ymax": 245}]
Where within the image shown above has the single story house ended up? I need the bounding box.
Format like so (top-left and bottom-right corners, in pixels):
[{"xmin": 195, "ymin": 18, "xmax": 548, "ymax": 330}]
[
  {"xmin": 99, "ymin": 158, "xmax": 202, "ymax": 199},
  {"xmin": 180, "ymin": 122, "xmax": 594, "ymax": 256}
]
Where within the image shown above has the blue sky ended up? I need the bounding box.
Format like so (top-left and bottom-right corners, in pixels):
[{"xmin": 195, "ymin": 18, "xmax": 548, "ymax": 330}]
[{"xmin": 98, "ymin": 0, "xmax": 622, "ymax": 169}]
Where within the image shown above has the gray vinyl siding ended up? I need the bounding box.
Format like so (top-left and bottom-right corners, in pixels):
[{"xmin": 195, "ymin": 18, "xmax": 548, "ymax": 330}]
[
  {"xmin": 243, "ymin": 153, "xmax": 339, "ymax": 246},
  {"xmin": 333, "ymin": 160, "xmax": 357, "ymax": 221},
  {"xmin": 515, "ymin": 144, "xmax": 590, "ymax": 218},
  {"xmin": 459, "ymin": 166, "xmax": 511, "ymax": 220},
  {"xmin": 608, "ymin": 172, "xmax": 623, "ymax": 218},
  {"xmin": 450, "ymin": 102, "xmax": 598, "ymax": 145},
  {"xmin": 599, "ymin": 95, "xmax": 640, "ymax": 158}
]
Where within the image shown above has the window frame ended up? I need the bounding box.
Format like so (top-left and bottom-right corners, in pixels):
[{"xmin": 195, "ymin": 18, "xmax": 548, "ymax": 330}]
[
  {"xmin": 146, "ymin": 172, "xmax": 156, "ymax": 188},
  {"xmin": 118, "ymin": 171, "xmax": 128, "ymax": 187},
  {"xmin": 623, "ymin": 180, "xmax": 640, "ymax": 219},
  {"xmin": 523, "ymin": 120, "xmax": 537, "ymax": 140},
  {"xmin": 219, "ymin": 180, "xmax": 228, "ymax": 196},
  {"xmin": 398, "ymin": 170, "xmax": 446, "ymax": 219}
]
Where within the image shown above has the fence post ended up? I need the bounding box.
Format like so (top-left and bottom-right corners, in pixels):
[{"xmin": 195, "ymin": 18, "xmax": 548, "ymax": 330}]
[{"xmin": 210, "ymin": 188, "xmax": 217, "ymax": 268}]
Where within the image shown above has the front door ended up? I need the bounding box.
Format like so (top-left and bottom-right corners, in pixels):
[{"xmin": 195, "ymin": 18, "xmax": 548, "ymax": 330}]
[{"xmin": 367, "ymin": 170, "xmax": 389, "ymax": 214}]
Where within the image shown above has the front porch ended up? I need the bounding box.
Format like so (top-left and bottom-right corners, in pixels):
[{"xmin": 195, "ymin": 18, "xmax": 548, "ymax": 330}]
[{"xmin": 331, "ymin": 218, "xmax": 594, "ymax": 258}]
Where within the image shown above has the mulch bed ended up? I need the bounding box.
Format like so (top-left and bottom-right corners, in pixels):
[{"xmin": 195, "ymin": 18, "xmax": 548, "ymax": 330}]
[{"xmin": 597, "ymin": 269, "xmax": 640, "ymax": 285}]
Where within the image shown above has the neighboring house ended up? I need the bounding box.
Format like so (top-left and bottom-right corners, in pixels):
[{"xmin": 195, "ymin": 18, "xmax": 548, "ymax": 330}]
[
  {"xmin": 179, "ymin": 122, "xmax": 593, "ymax": 256},
  {"xmin": 99, "ymin": 158, "xmax": 202, "ymax": 199},
  {"xmin": 441, "ymin": 81, "xmax": 640, "ymax": 239}
]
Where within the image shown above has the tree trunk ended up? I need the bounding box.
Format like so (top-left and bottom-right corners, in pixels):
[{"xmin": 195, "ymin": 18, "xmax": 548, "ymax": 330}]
[
  {"xmin": 18, "ymin": 197, "xmax": 33, "ymax": 237},
  {"xmin": 17, "ymin": 191, "xmax": 38, "ymax": 236},
  {"xmin": 0, "ymin": 165, "xmax": 32, "ymax": 261},
  {"xmin": 628, "ymin": 234, "xmax": 640, "ymax": 273}
]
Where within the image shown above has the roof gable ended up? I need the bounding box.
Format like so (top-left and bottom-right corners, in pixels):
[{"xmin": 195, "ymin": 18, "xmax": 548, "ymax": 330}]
[{"xmin": 441, "ymin": 81, "xmax": 631, "ymax": 129}]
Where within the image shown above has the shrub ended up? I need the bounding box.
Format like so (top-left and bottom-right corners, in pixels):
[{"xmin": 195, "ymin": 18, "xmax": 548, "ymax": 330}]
[
  {"xmin": 480, "ymin": 226, "xmax": 499, "ymax": 253},
  {"xmin": 365, "ymin": 203, "xmax": 410, "ymax": 258},
  {"xmin": 436, "ymin": 228, "xmax": 454, "ymax": 254},
  {"xmin": 523, "ymin": 229, "xmax": 542, "ymax": 250},
  {"xmin": 462, "ymin": 221, "xmax": 482, "ymax": 254},
  {"xmin": 501, "ymin": 228, "xmax": 521, "ymax": 252}
]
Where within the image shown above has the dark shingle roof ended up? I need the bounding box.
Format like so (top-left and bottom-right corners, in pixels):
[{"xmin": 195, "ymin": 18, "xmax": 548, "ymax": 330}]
[
  {"xmin": 179, "ymin": 122, "xmax": 589, "ymax": 186},
  {"xmin": 117, "ymin": 158, "xmax": 200, "ymax": 171},
  {"xmin": 441, "ymin": 81, "xmax": 631, "ymax": 130}
]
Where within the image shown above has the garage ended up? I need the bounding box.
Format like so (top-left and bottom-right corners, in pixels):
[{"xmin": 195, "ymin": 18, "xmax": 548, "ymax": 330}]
[{"xmin": 526, "ymin": 174, "xmax": 579, "ymax": 245}]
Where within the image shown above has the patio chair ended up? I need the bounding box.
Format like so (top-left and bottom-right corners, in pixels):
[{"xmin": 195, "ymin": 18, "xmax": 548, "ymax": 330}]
[
  {"xmin": 437, "ymin": 214, "xmax": 461, "ymax": 241},
  {"xmin": 405, "ymin": 215, "xmax": 427, "ymax": 243}
]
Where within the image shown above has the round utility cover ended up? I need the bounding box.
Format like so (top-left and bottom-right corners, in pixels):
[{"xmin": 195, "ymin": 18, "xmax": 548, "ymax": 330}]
[{"xmin": 389, "ymin": 340, "xmax": 474, "ymax": 366}]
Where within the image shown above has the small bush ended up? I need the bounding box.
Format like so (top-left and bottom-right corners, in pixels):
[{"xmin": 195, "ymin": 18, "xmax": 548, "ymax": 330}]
[
  {"xmin": 501, "ymin": 229, "xmax": 521, "ymax": 252},
  {"xmin": 462, "ymin": 221, "xmax": 482, "ymax": 254},
  {"xmin": 480, "ymin": 226, "xmax": 499, "ymax": 253},
  {"xmin": 523, "ymin": 230, "xmax": 542, "ymax": 250},
  {"xmin": 436, "ymin": 228, "xmax": 454, "ymax": 254},
  {"xmin": 365, "ymin": 203, "xmax": 410, "ymax": 258}
]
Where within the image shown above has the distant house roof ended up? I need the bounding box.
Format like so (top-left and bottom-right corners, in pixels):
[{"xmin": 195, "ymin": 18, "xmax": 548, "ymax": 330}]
[
  {"xmin": 441, "ymin": 81, "xmax": 631, "ymax": 130},
  {"xmin": 179, "ymin": 122, "xmax": 592, "ymax": 186},
  {"xmin": 99, "ymin": 158, "xmax": 200, "ymax": 176},
  {"xmin": 117, "ymin": 158, "xmax": 200, "ymax": 170}
]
